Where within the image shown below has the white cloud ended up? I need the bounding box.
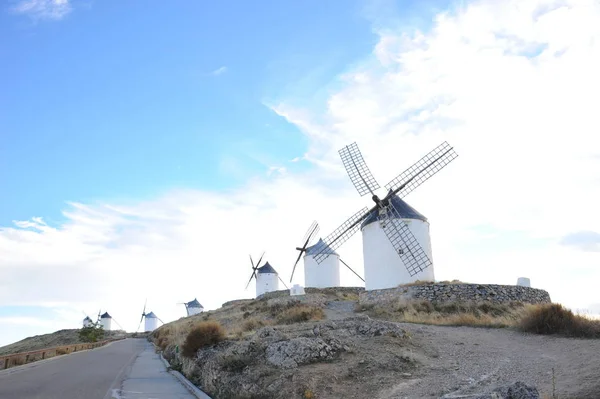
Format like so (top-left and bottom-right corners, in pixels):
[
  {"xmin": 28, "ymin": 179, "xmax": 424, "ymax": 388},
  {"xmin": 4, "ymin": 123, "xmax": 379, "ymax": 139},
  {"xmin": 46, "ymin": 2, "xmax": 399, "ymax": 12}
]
[
  {"xmin": 2, "ymin": 0, "xmax": 600, "ymax": 346},
  {"xmin": 11, "ymin": 0, "xmax": 72, "ymax": 20},
  {"xmin": 211, "ymin": 66, "xmax": 228, "ymax": 76}
]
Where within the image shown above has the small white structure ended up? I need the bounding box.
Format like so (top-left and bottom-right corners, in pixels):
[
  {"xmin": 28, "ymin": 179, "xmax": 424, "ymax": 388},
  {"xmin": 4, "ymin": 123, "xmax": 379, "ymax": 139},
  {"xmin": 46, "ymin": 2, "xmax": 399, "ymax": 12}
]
[
  {"xmin": 290, "ymin": 284, "xmax": 306, "ymax": 296},
  {"xmin": 82, "ymin": 316, "xmax": 94, "ymax": 327},
  {"xmin": 185, "ymin": 298, "xmax": 204, "ymax": 316},
  {"xmin": 362, "ymin": 194, "xmax": 434, "ymax": 290},
  {"xmin": 100, "ymin": 312, "xmax": 112, "ymax": 331},
  {"xmin": 304, "ymin": 238, "xmax": 341, "ymax": 288},
  {"xmin": 256, "ymin": 262, "xmax": 279, "ymax": 297},
  {"xmin": 144, "ymin": 312, "xmax": 158, "ymax": 332},
  {"xmin": 517, "ymin": 277, "xmax": 531, "ymax": 287}
]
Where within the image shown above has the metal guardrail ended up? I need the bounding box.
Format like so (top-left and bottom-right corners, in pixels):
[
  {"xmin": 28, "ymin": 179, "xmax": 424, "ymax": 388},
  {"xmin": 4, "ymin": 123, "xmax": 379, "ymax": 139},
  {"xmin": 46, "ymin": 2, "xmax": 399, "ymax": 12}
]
[{"xmin": 0, "ymin": 337, "xmax": 126, "ymax": 370}]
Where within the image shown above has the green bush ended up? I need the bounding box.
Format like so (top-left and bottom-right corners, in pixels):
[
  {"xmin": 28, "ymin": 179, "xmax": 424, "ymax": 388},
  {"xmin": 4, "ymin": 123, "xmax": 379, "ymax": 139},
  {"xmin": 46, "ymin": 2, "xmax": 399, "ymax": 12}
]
[{"xmin": 79, "ymin": 323, "xmax": 105, "ymax": 343}]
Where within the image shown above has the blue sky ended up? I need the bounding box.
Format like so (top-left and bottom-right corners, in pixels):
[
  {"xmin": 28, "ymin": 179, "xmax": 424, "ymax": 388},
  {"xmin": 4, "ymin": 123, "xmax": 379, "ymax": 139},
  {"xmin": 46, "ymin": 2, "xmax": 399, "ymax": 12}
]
[
  {"xmin": 0, "ymin": 0, "xmax": 396, "ymax": 225},
  {"xmin": 1, "ymin": 0, "xmax": 599, "ymax": 348}
]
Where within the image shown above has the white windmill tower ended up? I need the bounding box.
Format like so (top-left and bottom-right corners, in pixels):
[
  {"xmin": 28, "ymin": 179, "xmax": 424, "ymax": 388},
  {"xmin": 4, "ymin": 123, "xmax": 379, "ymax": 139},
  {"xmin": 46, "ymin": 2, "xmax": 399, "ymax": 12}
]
[
  {"xmin": 137, "ymin": 300, "xmax": 165, "ymax": 332},
  {"xmin": 311, "ymin": 142, "xmax": 458, "ymax": 290},
  {"xmin": 290, "ymin": 221, "xmax": 364, "ymax": 288},
  {"xmin": 245, "ymin": 253, "xmax": 288, "ymax": 298},
  {"xmin": 99, "ymin": 312, "xmax": 112, "ymax": 331},
  {"xmin": 179, "ymin": 298, "xmax": 204, "ymax": 316}
]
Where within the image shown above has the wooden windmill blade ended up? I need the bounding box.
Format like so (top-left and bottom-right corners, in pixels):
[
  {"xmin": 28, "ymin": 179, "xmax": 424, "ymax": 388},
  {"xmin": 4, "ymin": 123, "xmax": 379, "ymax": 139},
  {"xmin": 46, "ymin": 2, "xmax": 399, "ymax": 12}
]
[
  {"xmin": 312, "ymin": 207, "xmax": 370, "ymax": 264},
  {"xmin": 339, "ymin": 142, "xmax": 380, "ymax": 196},
  {"xmin": 384, "ymin": 141, "xmax": 458, "ymax": 199},
  {"xmin": 245, "ymin": 252, "xmax": 265, "ymax": 289},
  {"xmin": 379, "ymin": 201, "xmax": 433, "ymax": 276},
  {"xmin": 290, "ymin": 221, "xmax": 320, "ymax": 282}
]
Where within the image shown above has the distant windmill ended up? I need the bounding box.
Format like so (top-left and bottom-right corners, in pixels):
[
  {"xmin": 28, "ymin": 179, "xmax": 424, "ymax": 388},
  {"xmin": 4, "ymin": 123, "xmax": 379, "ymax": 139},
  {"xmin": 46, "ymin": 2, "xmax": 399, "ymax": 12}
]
[
  {"xmin": 137, "ymin": 299, "xmax": 165, "ymax": 332},
  {"xmin": 81, "ymin": 311, "xmax": 94, "ymax": 328},
  {"xmin": 178, "ymin": 298, "xmax": 204, "ymax": 316},
  {"xmin": 311, "ymin": 141, "xmax": 458, "ymax": 290},
  {"xmin": 99, "ymin": 311, "xmax": 112, "ymax": 331},
  {"xmin": 245, "ymin": 252, "xmax": 288, "ymax": 298},
  {"xmin": 290, "ymin": 221, "xmax": 364, "ymax": 287}
]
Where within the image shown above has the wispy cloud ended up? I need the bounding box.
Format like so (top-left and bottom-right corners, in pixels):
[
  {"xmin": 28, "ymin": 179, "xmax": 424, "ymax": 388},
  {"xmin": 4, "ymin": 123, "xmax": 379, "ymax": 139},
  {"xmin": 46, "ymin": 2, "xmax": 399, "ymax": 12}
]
[
  {"xmin": 211, "ymin": 66, "xmax": 228, "ymax": 76},
  {"xmin": 11, "ymin": 0, "xmax": 72, "ymax": 20}
]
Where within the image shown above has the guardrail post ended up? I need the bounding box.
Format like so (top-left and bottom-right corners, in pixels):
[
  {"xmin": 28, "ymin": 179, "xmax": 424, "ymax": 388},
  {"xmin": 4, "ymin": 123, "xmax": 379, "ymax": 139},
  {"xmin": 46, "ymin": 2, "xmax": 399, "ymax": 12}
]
[
  {"xmin": 25, "ymin": 355, "xmax": 29, "ymax": 363},
  {"xmin": 4, "ymin": 358, "xmax": 8, "ymax": 369},
  {"xmin": 42, "ymin": 352, "xmax": 45, "ymax": 359}
]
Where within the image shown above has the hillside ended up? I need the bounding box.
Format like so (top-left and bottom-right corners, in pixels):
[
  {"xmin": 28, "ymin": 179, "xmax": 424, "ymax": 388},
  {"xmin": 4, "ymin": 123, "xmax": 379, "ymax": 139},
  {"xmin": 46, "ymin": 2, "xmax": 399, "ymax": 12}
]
[
  {"xmin": 150, "ymin": 287, "xmax": 600, "ymax": 399},
  {"xmin": 0, "ymin": 328, "xmax": 130, "ymax": 356}
]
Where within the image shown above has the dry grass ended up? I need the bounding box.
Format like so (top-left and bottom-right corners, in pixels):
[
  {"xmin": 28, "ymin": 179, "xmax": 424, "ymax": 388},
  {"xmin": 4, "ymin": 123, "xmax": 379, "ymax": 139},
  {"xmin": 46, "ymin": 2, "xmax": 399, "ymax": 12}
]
[
  {"xmin": 181, "ymin": 321, "xmax": 226, "ymax": 359},
  {"xmin": 399, "ymin": 279, "xmax": 465, "ymax": 287},
  {"xmin": 519, "ymin": 303, "xmax": 600, "ymax": 338},
  {"xmin": 275, "ymin": 305, "xmax": 325, "ymax": 325},
  {"xmin": 361, "ymin": 299, "xmax": 526, "ymax": 328}
]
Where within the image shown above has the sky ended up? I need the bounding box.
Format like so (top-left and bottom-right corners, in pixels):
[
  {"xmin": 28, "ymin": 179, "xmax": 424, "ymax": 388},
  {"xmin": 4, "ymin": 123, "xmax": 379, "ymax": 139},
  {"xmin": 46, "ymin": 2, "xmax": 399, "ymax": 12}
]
[{"xmin": 1, "ymin": 0, "xmax": 599, "ymax": 347}]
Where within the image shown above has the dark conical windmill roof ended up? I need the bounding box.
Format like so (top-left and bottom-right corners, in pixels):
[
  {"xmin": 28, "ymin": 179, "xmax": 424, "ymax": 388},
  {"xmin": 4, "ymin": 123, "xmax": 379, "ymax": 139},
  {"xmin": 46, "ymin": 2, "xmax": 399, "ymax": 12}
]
[
  {"xmin": 361, "ymin": 193, "xmax": 428, "ymax": 228},
  {"xmin": 187, "ymin": 298, "xmax": 203, "ymax": 308},
  {"xmin": 145, "ymin": 311, "xmax": 157, "ymax": 318},
  {"xmin": 306, "ymin": 238, "xmax": 338, "ymax": 256},
  {"xmin": 100, "ymin": 312, "xmax": 112, "ymax": 319},
  {"xmin": 83, "ymin": 316, "xmax": 92, "ymax": 321},
  {"xmin": 258, "ymin": 262, "xmax": 277, "ymax": 274}
]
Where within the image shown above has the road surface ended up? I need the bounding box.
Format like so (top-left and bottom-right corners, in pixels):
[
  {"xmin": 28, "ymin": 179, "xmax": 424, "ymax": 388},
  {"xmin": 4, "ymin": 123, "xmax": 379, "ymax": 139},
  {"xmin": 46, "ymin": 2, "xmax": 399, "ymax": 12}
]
[{"xmin": 0, "ymin": 338, "xmax": 196, "ymax": 399}]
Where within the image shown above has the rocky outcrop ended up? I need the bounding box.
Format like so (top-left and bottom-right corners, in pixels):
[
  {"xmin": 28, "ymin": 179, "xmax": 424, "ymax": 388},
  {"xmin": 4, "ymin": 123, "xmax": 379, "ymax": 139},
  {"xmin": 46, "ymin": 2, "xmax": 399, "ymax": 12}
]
[
  {"xmin": 360, "ymin": 284, "xmax": 551, "ymax": 307},
  {"xmin": 183, "ymin": 317, "xmax": 411, "ymax": 399}
]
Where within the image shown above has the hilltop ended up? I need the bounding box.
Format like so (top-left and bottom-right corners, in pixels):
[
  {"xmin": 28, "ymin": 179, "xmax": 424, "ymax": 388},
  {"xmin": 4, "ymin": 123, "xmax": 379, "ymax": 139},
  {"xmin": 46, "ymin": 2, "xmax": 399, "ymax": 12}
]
[
  {"xmin": 150, "ymin": 287, "xmax": 600, "ymax": 399},
  {"xmin": 0, "ymin": 328, "xmax": 131, "ymax": 356}
]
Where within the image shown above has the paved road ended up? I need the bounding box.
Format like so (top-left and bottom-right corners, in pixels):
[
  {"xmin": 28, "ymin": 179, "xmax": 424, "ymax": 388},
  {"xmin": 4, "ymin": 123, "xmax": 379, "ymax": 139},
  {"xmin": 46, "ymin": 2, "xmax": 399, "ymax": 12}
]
[{"xmin": 0, "ymin": 339, "xmax": 152, "ymax": 399}]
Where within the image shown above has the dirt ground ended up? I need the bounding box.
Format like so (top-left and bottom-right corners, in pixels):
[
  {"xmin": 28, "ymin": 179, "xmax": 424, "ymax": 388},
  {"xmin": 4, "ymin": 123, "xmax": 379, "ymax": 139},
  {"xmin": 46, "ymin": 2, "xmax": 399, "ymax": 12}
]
[{"xmin": 323, "ymin": 300, "xmax": 600, "ymax": 399}]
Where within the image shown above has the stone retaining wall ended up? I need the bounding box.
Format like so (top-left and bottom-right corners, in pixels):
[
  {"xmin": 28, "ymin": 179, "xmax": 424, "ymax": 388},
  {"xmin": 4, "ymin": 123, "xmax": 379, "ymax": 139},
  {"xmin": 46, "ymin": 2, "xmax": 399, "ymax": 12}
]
[{"xmin": 359, "ymin": 283, "xmax": 551, "ymax": 307}]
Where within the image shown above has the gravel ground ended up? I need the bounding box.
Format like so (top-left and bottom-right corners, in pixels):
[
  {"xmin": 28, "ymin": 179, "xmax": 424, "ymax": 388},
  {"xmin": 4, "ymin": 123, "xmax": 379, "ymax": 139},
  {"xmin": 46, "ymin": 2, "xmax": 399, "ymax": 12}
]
[{"xmin": 379, "ymin": 322, "xmax": 600, "ymax": 399}]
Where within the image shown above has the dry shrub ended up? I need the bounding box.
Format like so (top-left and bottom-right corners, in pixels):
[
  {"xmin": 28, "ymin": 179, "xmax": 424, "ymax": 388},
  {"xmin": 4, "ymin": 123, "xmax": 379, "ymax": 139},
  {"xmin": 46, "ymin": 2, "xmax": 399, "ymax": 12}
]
[
  {"xmin": 181, "ymin": 321, "xmax": 225, "ymax": 358},
  {"xmin": 243, "ymin": 317, "xmax": 267, "ymax": 332},
  {"xmin": 276, "ymin": 305, "xmax": 325, "ymax": 324},
  {"xmin": 519, "ymin": 303, "xmax": 600, "ymax": 338},
  {"xmin": 56, "ymin": 348, "xmax": 68, "ymax": 355}
]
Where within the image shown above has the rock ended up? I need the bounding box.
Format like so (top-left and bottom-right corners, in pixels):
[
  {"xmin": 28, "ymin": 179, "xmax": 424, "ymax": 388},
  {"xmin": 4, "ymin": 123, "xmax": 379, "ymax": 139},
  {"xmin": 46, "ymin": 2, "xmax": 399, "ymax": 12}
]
[{"xmin": 265, "ymin": 337, "xmax": 344, "ymax": 369}]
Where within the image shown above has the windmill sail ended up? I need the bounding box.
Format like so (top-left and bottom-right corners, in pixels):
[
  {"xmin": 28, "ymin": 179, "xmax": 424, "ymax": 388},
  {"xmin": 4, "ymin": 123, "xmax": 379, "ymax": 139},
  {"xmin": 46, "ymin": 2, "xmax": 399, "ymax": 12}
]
[
  {"xmin": 385, "ymin": 141, "xmax": 457, "ymax": 198},
  {"xmin": 313, "ymin": 207, "xmax": 370, "ymax": 263},
  {"xmin": 339, "ymin": 142, "xmax": 380, "ymax": 196},
  {"xmin": 379, "ymin": 202, "xmax": 433, "ymax": 276}
]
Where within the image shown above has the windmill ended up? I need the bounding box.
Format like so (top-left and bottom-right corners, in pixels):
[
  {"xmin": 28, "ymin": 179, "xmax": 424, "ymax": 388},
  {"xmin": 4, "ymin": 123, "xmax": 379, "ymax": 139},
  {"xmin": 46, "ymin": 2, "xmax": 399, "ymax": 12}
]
[
  {"xmin": 245, "ymin": 252, "xmax": 288, "ymax": 298},
  {"xmin": 311, "ymin": 141, "xmax": 458, "ymax": 290},
  {"xmin": 290, "ymin": 221, "xmax": 364, "ymax": 288},
  {"xmin": 137, "ymin": 299, "xmax": 165, "ymax": 332},
  {"xmin": 81, "ymin": 311, "xmax": 94, "ymax": 328},
  {"xmin": 99, "ymin": 311, "xmax": 112, "ymax": 331},
  {"xmin": 178, "ymin": 298, "xmax": 204, "ymax": 316}
]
